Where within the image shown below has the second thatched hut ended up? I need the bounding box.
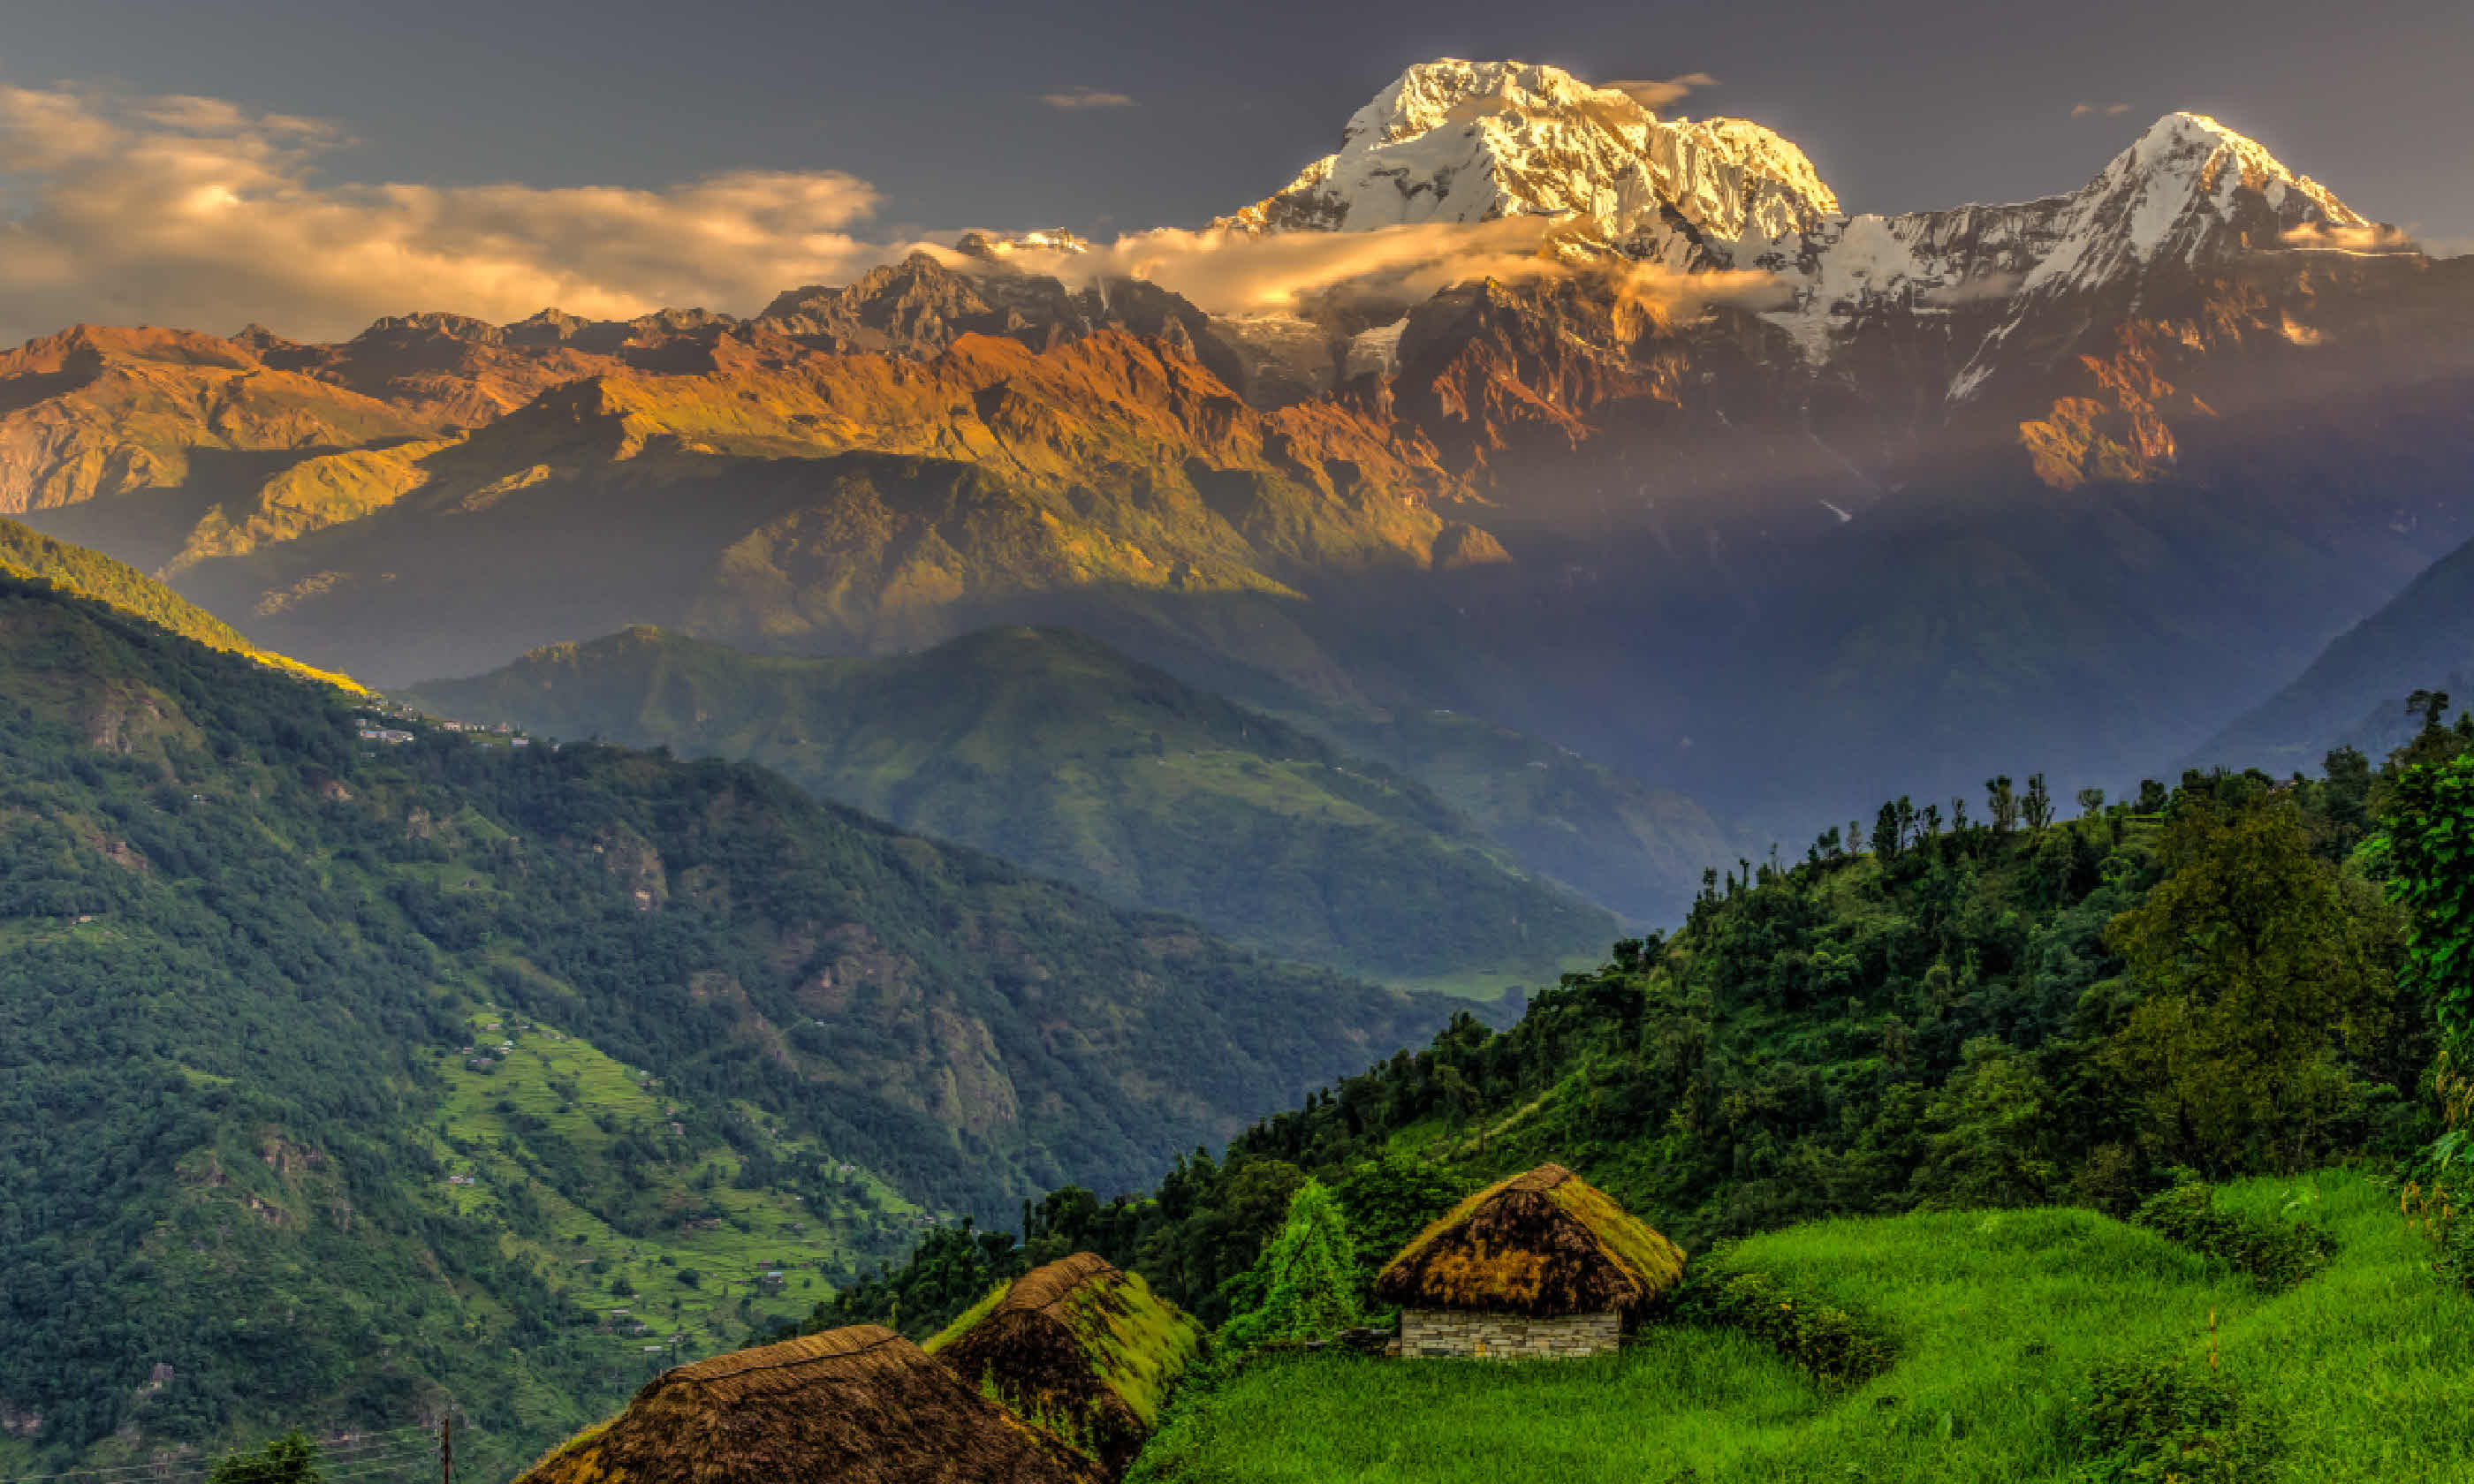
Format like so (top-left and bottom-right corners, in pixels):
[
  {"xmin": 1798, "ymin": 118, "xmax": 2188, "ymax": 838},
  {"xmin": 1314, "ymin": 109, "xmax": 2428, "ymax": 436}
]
[
  {"xmin": 930, "ymin": 1253, "xmax": 1204, "ymax": 1479},
  {"xmin": 1373, "ymin": 1162, "xmax": 1686, "ymax": 1359},
  {"xmin": 512, "ymin": 1325, "xmax": 1097, "ymax": 1484}
]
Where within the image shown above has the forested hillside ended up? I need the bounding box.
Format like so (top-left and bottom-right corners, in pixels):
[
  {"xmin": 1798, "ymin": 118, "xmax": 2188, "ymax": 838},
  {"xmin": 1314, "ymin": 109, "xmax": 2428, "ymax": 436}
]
[
  {"xmin": 816, "ymin": 740, "xmax": 2455, "ymax": 1338},
  {"xmin": 0, "ymin": 579, "xmax": 1452, "ymax": 1480},
  {"xmin": 406, "ymin": 625, "xmax": 1621, "ymax": 987}
]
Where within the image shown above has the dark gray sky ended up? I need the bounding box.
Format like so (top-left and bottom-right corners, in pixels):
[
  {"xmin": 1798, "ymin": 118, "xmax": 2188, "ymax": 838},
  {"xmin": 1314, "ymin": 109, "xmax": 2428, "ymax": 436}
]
[
  {"xmin": 0, "ymin": 0, "xmax": 2465, "ymax": 337},
  {"xmin": 11, "ymin": 0, "xmax": 2471, "ymax": 232}
]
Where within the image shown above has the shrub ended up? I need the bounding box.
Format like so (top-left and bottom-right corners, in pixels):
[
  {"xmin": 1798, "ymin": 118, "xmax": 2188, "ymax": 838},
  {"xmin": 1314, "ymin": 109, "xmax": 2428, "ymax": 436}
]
[
  {"xmin": 1218, "ymin": 1178, "xmax": 1360, "ymax": 1352},
  {"xmin": 2073, "ymin": 1357, "xmax": 2273, "ymax": 1483},
  {"xmin": 2132, "ymin": 1177, "xmax": 2334, "ymax": 1291},
  {"xmin": 1668, "ymin": 1259, "xmax": 1894, "ymax": 1389},
  {"xmin": 2069, "ymin": 1142, "xmax": 2153, "ymax": 1219}
]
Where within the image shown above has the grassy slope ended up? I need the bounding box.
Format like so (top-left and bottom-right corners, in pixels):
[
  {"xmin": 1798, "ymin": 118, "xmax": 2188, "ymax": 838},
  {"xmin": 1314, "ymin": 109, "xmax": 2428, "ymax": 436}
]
[
  {"xmin": 1143, "ymin": 1170, "xmax": 2470, "ymax": 1482},
  {"xmin": 404, "ymin": 625, "xmax": 1619, "ymax": 989},
  {"xmin": 0, "ymin": 517, "xmax": 360, "ymax": 691}
]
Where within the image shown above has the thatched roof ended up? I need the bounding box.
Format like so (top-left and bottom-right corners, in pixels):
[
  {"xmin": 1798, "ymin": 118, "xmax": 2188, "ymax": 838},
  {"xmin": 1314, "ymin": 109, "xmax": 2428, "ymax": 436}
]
[
  {"xmin": 1373, "ymin": 1163, "xmax": 1686, "ymax": 1318},
  {"xmin": 513, "ymin": 1324, "xmax": 1098, "ymax": 1484},
  {"xmin": 934, "ymin": 1254, "xmax": 1204, "ymax": 1480}
]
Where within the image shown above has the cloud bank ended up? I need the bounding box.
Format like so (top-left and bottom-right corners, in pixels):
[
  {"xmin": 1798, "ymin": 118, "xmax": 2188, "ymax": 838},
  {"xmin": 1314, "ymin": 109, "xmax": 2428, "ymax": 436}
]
[
  {"xmin": 0, "ymin": 83, "xmax": 1785, "ymax": 348},
  {"xmin": 967, "ymin": 218, "xmax": 1784, "ymax": 322},
  {"xmin": 0, "ymin": 85, "xmax": 893, "ymax": 344}
]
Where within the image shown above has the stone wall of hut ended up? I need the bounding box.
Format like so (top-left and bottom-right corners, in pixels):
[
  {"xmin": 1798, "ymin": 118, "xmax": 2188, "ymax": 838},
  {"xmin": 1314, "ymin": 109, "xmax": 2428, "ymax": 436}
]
[{"xmin": 1398, "ymin": 1307, "xmax": 1621, "ymax": 1359}]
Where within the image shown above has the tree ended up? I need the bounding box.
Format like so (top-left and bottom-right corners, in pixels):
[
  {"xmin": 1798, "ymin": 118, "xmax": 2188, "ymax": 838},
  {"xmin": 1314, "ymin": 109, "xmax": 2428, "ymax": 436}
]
[
  {"xmin": 2383, "ymin": 753, "xmax": 2474, "ymax": 1050},
  {"xmin": 2076, "ymin": 787, "xmax": 2107, "ymax": 817},
  {"xmin": 2102, "ymin": 795, "xmax": 2384, "ymax": 1172},
  {"xmin": 2383, "ymin": 752, "xmax": 2474, "ymax": 1278},
  {"xmin": 1218, "ymin": 1178, "xmax": 1361, "ymax": 1351},
  {"xmin": 1986, "ymin": 776, "xmax": 2019, "ymax": 836},
  {"xmin": 1874, "ymin": 800, "xmax": 1903, "ymax": 862},
  {"xmin": 2022, "ymin": 774, "xmax": 2053, "ymax": 833},
  {"xmin": 1332, "ymin": 1155, "xmax": 1475, "ymax": 1294},
  {"xmin": 209, "ymin": 1431, "xmax": 322, "ymax": 1484},
  {"xmin": 1910, "ymin": 1039, "xmax": 2059, "ymax": 1209}
]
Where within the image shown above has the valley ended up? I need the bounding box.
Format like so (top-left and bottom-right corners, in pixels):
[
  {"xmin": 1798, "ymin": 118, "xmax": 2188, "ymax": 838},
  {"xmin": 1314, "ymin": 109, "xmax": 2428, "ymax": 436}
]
[{"xmin": 401, "ymin": 623, "xmax": 1640, "ymax": 988}]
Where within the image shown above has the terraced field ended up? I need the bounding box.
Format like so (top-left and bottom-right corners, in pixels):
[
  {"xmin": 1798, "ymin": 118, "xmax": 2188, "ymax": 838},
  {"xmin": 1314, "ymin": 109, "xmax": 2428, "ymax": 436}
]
[{"xmin": 420, "ymin": 1004, "xmax": 926, "ymax": 1367}]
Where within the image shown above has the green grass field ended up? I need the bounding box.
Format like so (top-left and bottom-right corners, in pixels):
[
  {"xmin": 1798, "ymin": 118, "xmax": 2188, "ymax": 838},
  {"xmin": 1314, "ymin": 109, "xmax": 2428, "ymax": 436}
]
[{"xmin": 1135, "ymin": 1171, "xmax": 2472, "ymax": 1482}]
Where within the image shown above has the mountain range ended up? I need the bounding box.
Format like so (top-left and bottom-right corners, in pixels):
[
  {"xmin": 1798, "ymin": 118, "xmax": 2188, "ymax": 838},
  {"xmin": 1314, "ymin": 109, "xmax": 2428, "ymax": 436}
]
[{"xmin": 2, "ymin": 57, "xmax": 2469, "ymax": 833}]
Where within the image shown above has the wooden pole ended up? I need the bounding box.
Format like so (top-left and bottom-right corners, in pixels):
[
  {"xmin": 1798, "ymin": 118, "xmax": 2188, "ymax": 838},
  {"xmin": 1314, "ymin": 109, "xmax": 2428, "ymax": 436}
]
[{"xmin": 440, "ymin": 1412, "xmax": 452, "ymax": 1484}]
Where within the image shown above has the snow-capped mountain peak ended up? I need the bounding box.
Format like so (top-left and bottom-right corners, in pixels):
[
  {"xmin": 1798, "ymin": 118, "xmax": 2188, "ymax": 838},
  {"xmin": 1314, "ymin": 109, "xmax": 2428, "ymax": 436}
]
[
  {"xmin": 1218, "ymin": 58, "xmax": 1840, "ymax": 263},
  {"xmin": 2018, "ymin": 111, "xmax": 2366, "ymax": 293},
  {"xmin": 1748, "ymin": 109, "xmax": 2386, "ymax": 371}
]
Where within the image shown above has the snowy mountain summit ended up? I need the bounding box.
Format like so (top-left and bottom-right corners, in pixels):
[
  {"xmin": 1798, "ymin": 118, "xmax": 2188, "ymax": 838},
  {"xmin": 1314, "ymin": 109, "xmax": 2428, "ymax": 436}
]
[
  {"xmin": 1217, "ymin": 59, "xmax": 1841, "ymax": 267},
  {"xmin": 1222, "ymin": 64, "xmax": 2384, "ymax": 346},
  {"xmin": 1754, "ymin": 110, "xmax": 2381, "ymax": 368}
]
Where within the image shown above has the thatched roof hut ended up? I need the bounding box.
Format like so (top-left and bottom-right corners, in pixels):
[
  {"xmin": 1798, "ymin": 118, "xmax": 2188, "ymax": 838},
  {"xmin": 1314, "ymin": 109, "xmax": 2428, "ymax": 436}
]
[
  {"xmin": 932, "ymin": 1253, "xmax": 1204, "ymax": 1480},
  {"xmin": 513, "ymin": 1324, "xmax": 1098, "ymax": 1484},
  {"xmin": 1374, "ymin": 1164, "xmax": 1685, "ymax": 1359}
]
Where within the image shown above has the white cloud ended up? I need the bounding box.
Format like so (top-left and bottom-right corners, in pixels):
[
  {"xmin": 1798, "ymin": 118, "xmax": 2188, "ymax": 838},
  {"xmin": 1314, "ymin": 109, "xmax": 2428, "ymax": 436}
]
[
  {"xmin": 0, "ymin": 84, "xmax": 892, "ymax": 344},
  {"xmin": 2070, "ymin": 102, "xmax": 2133, "ymax": 118},
  {"xmin": 954, "ymin": 217, "xmax": 1784, "ymax": 322},
  {"xmin": 0, "ymin": 80, "xmax": 1788, "ymax": 351},
  {"xmin": 1040, "ymin": 87, "xmax": 1137, "ymax": 110},
  {"xmin": 1604, "ymin": 72, "xmax": 1719, "ymax": 111}
]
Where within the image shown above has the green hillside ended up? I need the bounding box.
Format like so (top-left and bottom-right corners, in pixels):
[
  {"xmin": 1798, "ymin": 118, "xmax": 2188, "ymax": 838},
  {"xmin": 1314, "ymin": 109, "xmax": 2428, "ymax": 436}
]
[
  {"xmin": 822, "ymin": 749, "xmax": 2448, "ymax": 1321},
  {"xmin": 0, "ymin": 516, "xmax": 359, "ymax": 690},
  {"xmin": 0, "ymin": 578, "xmax": 1452, "ymax": 1482},
  {"xmin": 814, "ymin": 738, "xmax": 2468, "ymax": 1480},
  {"xmin": 404, "ymin": 625, "xmax": 1620, "ymax": 988}
]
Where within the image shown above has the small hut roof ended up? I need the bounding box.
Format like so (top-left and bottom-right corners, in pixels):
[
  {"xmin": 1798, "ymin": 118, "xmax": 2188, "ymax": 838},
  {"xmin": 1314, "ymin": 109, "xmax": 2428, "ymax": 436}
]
[
  {"xmin": 514, "ymin": 1325, "xmax": 1097, "ymax": 1484},
  {"xmin": 1372, "ymin": 1163, "xmax": 1686, "ymax": 1318},
  {"xmin": 936, "ymin": 1254, "xmax": 1204, "ymax": 1480}
]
